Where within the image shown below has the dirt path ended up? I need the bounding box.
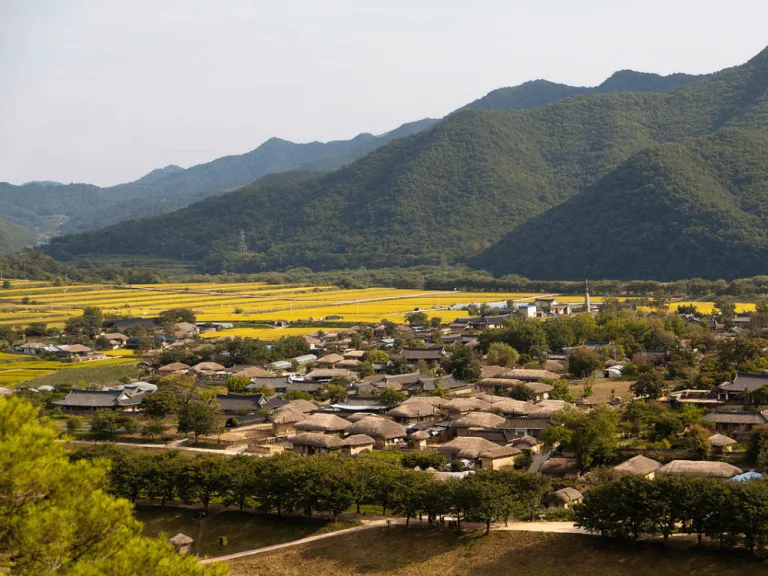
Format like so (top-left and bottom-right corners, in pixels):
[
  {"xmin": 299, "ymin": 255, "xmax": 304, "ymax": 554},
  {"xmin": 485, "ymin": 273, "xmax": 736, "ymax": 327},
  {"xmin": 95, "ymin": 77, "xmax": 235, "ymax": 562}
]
[
  {"xmin": 199, "ymin": 519, "xmax": 403, "ymax": 564},
  {"xmin": 200, "ymin": 519, "xmax": 590, "ymax": 564}
]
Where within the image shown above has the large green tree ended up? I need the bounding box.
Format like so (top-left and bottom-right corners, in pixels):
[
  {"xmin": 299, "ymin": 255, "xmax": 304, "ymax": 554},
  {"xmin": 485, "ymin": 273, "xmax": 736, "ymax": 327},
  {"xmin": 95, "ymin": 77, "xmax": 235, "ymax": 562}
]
[{"xmin": 0, "ymin": 397, "xmax": 226, "ymax": 575}]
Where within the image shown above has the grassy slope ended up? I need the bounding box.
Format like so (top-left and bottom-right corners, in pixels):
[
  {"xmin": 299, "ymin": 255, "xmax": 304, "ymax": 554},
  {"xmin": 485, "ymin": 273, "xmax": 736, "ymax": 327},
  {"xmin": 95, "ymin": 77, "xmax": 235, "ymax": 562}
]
[
  {"xmin": 18, "ymin": 361, "xmax": 137, "ymax": 387},
  {"xmin": 228, "ymin": 527, "xmax": 768, "ymax": 576},
  {"xmin": 136, "ymin": 506, "xmax": 354, "ymax": 558}
]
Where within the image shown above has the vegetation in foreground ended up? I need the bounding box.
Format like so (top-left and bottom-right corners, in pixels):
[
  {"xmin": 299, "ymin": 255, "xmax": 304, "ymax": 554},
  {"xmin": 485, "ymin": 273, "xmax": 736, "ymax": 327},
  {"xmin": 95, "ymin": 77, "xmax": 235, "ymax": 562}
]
[
  {"xmin": 228, "ymin": 526, "xmax": 768, "ymax": 576},
  {"xmin": 0, "ymin": 396, "xmax": 226, "ymax": 575}
]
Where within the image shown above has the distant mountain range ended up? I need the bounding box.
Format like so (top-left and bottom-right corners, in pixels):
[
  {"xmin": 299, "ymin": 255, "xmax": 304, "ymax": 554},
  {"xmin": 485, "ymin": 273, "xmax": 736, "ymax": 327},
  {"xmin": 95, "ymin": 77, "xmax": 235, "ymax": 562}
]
[{"xmin": 45, "ymin": 47, "xmax": 768, "ymax": 280}]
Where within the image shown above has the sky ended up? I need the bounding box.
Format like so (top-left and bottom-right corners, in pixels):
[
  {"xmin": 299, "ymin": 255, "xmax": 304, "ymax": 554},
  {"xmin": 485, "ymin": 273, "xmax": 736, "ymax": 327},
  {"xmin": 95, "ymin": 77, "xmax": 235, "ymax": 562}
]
[{"xmin": 1, "ymin": 0, "xmax": 767, "ymax": 187}]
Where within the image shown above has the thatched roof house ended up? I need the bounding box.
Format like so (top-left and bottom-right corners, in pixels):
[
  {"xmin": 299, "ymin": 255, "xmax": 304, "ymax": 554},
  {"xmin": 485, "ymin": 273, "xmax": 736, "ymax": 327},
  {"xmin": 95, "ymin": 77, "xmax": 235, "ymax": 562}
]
[
  {"xmin": 269, "ymin": 407, "xmax": 306, "ymax": 424},
  {"xmin": 279, "ymin": 399, "xmax": 317, "ymax": 413},
  {"xmin": 656, "ymin": 460, "xmax": 743, "ymax": 478},
  {"xmin": 387, "ymin": 401, "xmax": 440, "ymax": 420},
  {"xmin": 444, "ymin": 397, "xmax": 489, "ymax": 414},
  {"xmin": 157, "ymin": 362, "xmax": 190, "ymax": 373},
  {"xmin": 613, "ymin": 455, "xmax": 662, "ymax": 478},
  {"xmin": 294, "ymin": 413, "xmax": 351, "ymax": 433},
  {"xmin": 483, "ymin": 397, "xmax": 540, "ymax": 416},
  {"xmin": 189, "ymin": 362, "xmax": 226, "ymax": 374},
  {"xmin": 305, "ymin": 368, "xmax": 355, "ymax": 382},
  {"xmin": 291, "ymin": 433, "xmax": 344, "ymax": 453},
  {"xmin": 316, "ymin": 353, "xmax": 345, "ymax": 366},
  {"xmin": 449, "ymin": 412, "xmax": 506, "ymax": 430},
  {"xmin": 402, "ymin": 396, "xmax": 449, "ymax": 408},
  {"xmin": 708, "ymin": 433, "xmax": 737, "ymax": 448},
  {"xmin": 409, "ymin": 430, "xmax": 431, "ymax": 441},
  {"xmin": 503, "ymin": 368, "xmax": 560, "ymax": 381},
  {"xmin": 531, "ymin": 399, "xmax": 573, "ymax": 417},
  {"xmin": 346, "ymin": 412, "xmax": 376, "ymax": 422},
  {"xmin": 478, "ymin": 445, "xmax": 522, "ymax": 459},
  {"xmin": 539, "ymin": 458, "xmax": 580, "ymax": 478},
  {"xmin": 343, "ymin": 434, "xmax": 376, "ymax": 447},
  {"xmin": 547, "ymin": 487, "xmax": 583, "ymax": 509},
  {"xmin": 347, "ymin": 416, "xmax": 407, "ymax": 443},
  {"xmin": 438, "ymin": 437, "xmax": 501, "ymax": 459}
]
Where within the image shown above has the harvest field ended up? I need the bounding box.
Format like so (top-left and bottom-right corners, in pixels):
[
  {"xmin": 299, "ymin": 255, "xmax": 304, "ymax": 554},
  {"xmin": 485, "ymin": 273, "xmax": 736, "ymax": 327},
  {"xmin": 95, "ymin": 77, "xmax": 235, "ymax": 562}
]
[
  {"xmin": 0, "ymin": 351, "xmax": 137, "ymax": 387},
  {"xmin": 0, "ymin": 280, "xmax": 560, "ymax": 330}
]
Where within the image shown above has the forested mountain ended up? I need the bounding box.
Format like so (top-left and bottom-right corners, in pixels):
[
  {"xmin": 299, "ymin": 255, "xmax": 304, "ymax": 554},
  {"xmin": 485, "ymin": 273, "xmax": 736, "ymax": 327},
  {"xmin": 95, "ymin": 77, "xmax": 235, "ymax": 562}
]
[
  {"xmin": 45, "ymin": 47, "xmax": 768, "ymax": 279},
  {"xmin": 0, "ymin": 217, "xmax": 35, "ymax": 256},
  {"xmin": 462, "ymin": 70, "xmax": 708, "ymax": 111},
  {"xmin": 0, "ymin": 118, "xmax": 439, "ymax": 238},
  {"xmin": 473, "ymin": 128, "xmax": 768, "ymax": 280}
]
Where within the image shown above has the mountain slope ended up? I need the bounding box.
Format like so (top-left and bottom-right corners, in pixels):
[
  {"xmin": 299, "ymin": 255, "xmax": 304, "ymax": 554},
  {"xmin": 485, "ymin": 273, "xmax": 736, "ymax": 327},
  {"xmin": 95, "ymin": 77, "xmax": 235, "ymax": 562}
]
[
  {"xmin": 472, "ymin": 128, "xmax": 768, "ymax": 280},
  {"xmin": 0, "ymin": 118, "xmax": 439, "ymax": 237},
  {"xmin": 463, "ymin": 70, "xmax": 708, "ymax": 111},
  {"xmin": 0, "ymin": 217, "xmax": 36, "ymax": 256},
  {"xmin": 45, "ymin": 47, "xmax": 768, "ymax": 276}
]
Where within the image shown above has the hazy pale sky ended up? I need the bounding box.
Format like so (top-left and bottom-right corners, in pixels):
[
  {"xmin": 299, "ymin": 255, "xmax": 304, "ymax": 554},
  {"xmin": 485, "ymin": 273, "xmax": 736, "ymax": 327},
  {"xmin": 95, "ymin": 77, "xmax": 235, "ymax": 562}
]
[{"xmin": 1, "ymin": 0, "xmax": 766, "ymax": 186}]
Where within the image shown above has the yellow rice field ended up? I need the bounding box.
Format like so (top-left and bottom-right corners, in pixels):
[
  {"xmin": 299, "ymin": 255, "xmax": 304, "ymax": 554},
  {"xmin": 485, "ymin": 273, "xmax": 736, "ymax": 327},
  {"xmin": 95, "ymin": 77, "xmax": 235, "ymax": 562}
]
[
  {"xmin": 0, "ymin": 353, "xmax": 137, "ymax": 387},
  {"xmin": 0, "ymin": 281, "xmax": 554, "ymax": 331}
]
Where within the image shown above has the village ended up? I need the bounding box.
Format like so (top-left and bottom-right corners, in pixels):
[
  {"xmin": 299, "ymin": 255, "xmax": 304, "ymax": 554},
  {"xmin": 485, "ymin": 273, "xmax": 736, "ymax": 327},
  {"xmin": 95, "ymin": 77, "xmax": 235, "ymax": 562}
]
[{"xmin": 5, "ymin": 280, "xmax": 768, "ymax": 557}]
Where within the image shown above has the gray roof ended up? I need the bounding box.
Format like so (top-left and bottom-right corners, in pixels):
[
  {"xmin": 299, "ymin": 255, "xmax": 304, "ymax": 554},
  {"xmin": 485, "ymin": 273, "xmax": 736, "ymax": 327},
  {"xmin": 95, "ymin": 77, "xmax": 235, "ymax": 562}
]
[
  {"xmin": 703, "ymin": 411, "xmax": 768, "ymax": 425},
  {"xmin": 216, "ymin": 394, "xmax": 266, "ymax": 413},
  {"xmin": 52, "ymin": 389, "xmax": 143, "ymax": 408},
  {"xmin": 400, "ymin": 347, "xmax": 445, "ymax": 361},
  {"xmin": 498, "ymin": 417, "xmax": 551, "ymax": 431},
  {"xmin": 247, "ymin": 376, "xmax": 291, "ymax": 390},
  {"xmin": 720, "ymin": 372, "xmax": 768, "ymax": 393}
]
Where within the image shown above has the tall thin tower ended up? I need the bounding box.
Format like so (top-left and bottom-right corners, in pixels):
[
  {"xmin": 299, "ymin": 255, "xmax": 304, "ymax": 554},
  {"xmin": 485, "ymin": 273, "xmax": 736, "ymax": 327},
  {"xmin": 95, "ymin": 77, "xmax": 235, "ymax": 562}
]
[
  {"xmin": 238, "ymin": 229, "xmax": 248, "ymax": 253},
  {"xmin": 584, "ymin": 279, "xmax": 591, "ymax": 312}
]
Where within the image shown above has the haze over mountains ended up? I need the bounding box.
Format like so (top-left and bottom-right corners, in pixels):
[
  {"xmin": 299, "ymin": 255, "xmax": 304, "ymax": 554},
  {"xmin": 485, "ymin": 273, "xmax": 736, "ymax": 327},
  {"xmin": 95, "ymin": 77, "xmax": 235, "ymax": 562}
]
[{"xmin": 9, "ymin": 53, "xmax": 768, "ymax": 281}]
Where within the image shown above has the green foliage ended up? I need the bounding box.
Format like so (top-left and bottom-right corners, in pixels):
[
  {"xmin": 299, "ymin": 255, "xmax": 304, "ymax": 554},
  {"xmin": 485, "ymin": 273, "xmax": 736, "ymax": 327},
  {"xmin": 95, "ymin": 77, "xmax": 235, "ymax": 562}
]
[
  {"xmin": 486, "ymin": 342, "xmax": 519, "ymax": 367},
  {"xmin": 630, "ymin": 369, "xmax": 667, "ymax": 400},
  {"xmin": 226, "ymin": 375, "xmax": 251, "ymax": 393},
  {"xmin": 442, "ymin": 345, "xmax": 482, "ymax": 382},
  {"xmin": 64, "ymin": 305, "xmax": 103, "ymax": 338},
  {"xmin": 507, "ymin": 383, "xmax": 536, "ymax": 402},
  {"xmin": 549, "ymin": 379, "xmax": 576, "ymax": 403},
  {"xmin": 377, "ymin": 387, "xmax": 407, "ymax": 409},
  {"xmin": 541, "ymin": 405, "xmax": 619, "ymax": 472},
  {"xmin": 177, "ymin": 401, "xmax": 217, "ymax": 442},
  {"xmin": 158, "ymin": 307, "xmax": 197, "ymax": 325},
  {"xmin": 0, "ymin": 397, "xmax": 226, "ymax": 575},
  {"xmin": 284, "ymin": 390, "xmax": 313, "ymax": 401},
  {"xmin": 400, "ymin": 451, "xmax": 445, "ymax": 470},
  {"xmin": 405, "ymin": 311, "xmax": 429, "ymax": 326},
  {"xmin": 141, "ymin": 389, "xmax": 181, "ymax": 418},
  {"xmin": 568, "ymin": 347, "xmax": 602, "ymax": 378}
]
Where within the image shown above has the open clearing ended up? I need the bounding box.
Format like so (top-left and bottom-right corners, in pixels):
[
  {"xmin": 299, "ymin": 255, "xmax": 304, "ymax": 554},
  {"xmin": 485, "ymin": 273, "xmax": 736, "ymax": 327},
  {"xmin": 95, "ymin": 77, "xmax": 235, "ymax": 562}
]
[
  {"xmin": 135, "ymin": 506, "xmax": 355, "ymax": 559},
  {"xmin": 227, "ymin": 526, "xmax": 768, "ymax": 576}
]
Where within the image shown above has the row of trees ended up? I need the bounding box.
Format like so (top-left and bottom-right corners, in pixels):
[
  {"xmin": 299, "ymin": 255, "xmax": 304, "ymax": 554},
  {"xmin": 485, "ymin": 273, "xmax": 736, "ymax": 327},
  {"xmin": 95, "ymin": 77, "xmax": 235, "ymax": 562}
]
[
  {"xmin": 74, "ymin": 447, "xmax": 551, "ymax": 532},
  {"xmin": 576, "ymin": 475, "xmax": 768, "ymax": 554}
]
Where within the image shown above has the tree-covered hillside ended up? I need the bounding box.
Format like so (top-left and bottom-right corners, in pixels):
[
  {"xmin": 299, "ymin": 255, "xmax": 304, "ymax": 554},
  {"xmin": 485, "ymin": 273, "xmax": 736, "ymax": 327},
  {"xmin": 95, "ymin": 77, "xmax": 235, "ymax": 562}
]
[
  {"xmin": 45, "ymin": 47, "xmax": 768, "ymax": 279},
  {"xmin": 0, "ymin": 118, "xmax": 439, "ymax": 238},
  {"xmin": 473, "ymin": 128, "xmax": 768, "ymax": 280},
  {"xmin": 0, "ymin": 217, "xmax": 36, "ymax": 256},
  {"xmin": 462, "ymin": 70, "xmax": 708, "ymax": 111}
]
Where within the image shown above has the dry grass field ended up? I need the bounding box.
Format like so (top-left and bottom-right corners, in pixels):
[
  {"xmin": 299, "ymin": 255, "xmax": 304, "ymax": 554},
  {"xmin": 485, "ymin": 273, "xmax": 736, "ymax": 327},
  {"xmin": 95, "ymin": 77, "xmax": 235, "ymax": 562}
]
[{"xmin": 228, "ymin": 526, "xmax": 768, "ymax": 576}]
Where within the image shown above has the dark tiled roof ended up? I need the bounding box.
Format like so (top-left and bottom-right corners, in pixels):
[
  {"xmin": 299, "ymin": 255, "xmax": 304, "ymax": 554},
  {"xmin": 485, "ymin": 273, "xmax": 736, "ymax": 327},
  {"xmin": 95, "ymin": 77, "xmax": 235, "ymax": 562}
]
[
  {"xmin": 703, "ymin": 411, "xmax": 768, "ymax": 425},
  {"xmin": 721, "ymin": 372, "xmax": 768, "ymax": 393},
  {"xmin": 400, "ymin": 347, "xmax": 445, "ymax": 361},
  {"xmin": 216, "ymin": 394, "xmax": 266, "ymax": 413},
  {"xmin": 247, "ymin": 376, "xmax": 291, "ymax": 390},
  {"xmin": 53, "ymin": 389, "xmax": 142, "ymax": 408}
]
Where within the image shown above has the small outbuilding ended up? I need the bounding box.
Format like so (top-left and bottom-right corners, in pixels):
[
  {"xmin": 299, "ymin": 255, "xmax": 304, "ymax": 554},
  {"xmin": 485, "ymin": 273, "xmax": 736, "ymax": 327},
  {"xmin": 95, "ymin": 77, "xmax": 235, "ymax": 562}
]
[
  {"xmin": 169, "ymin": 533, "xmax": 194, "ymax": 555},
  {"xmin": 612, "ymin": 455, "xmax": 662, "ymax": 479},
  {"xmin": 708, "ymin": 433, "xmax": 738, "ymax": 453},
  {"xmin": 343, "ymin": 434, "xmax": 376, "ymax": 455},
  {"xmin": 656, "ymin": 460, "xmax": 743, "ymax": 479},
  {"xmin": 546, "ymin": 487, "xmax": 583, "ymax": 509},
  {"xmin": 291, "ymin": 433, "xmax": 344, "ymax": 455}
]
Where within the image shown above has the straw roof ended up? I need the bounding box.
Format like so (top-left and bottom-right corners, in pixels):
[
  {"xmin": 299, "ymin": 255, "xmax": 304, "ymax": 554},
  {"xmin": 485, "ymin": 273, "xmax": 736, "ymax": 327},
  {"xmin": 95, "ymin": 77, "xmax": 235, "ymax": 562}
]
[
  {"xmin": 476, "ymin": 378, "xmax": 526, "ymax": 389},
  {"xmin": 305, "ymin": 369, "xmax": 355, "ymax": 380},
  {"xmin": 317, "ymin": 353, "xmax": 345, "ymax": 365},
  {"xmin": 403, "ymin": 396, "xmax": 449, "ymax": 408},
  {"xmin": 526, "ymin": 382, "xmax": 554, "ymax": 394},
  {"xmin": 439, "ymin": 437, "xmax": 501, "ymax": 459},
  {"xmin": 169, "ymin": 533, "xmax": 194, "ymax": 546},
  {"xmin": 540, "ymin": 458, "xmax": 579, "ymax": 477},
  {"xmin": 233, "ymin": 366, "xmax": 271, "ymax": 378},
  {"xmin": 409, "ymin": 430, "xmax": 430, "ymax": 440},
  {"xmin": 549, "ymin": 487, "xmax": 583, "ymax": 504},
  {"xmin": 450, "ymin": 412, "xmax": 506, "ymax": 429},
  {"xmin": 269, "ymin": 407, "xmax": 306, "ymax": 424},
  {"xmin": 531, "ymin": 399, "xmax": 574, "ymax": 417},
  {"xmin": 346, "ymin": 412, "xmax": 377, "ymax": 422},
  {"xmin": 486, "ymin": 398, "xmax": 539, "ymax": 416},
  {"xmin": 444, "ymin": 397, "xmax": 489, "ymax": 414},
  {"xmin": 656, "ymin": 460, "xmax": 743, "ymax": 478},
  {"xmin": 708, "ymin": 433, "xmax": 737, "ymax": 447},
  {"xmin": 347, "ymin": 416, "xmax": 407, "ymax": 440},
  {"xmin": 294, "ymin": 413, "xmax": 352, "ymax": 432},
  {"xmin": 190, "ymin": 362, "xmax": 226, "ymax": 373},
  {"xmin": 511, "ymin": 436, "xmax": 538, "ymax": 449},
  {"xmin": 291, "ymin": 433, "xmax": 344, "ymax": 449},
  {"xmin": 502, "ymin": 368, "xmax": 560, "ymax": 381},
  {"xmin": 343, "ymin": 434, "xmax": 376, "ymax": 447},
  {"xmin": 338, "ymin": 359, "xmax": 361, "ymax": 368},
  {"xmin": 478, "ymin": 445, "xmax": 522, "ymax": 459},
  {"xmin": 481, "ymin": 365, "xmax": 510, "ymax": 379},
  {"xmin": 543, "ymin": 360, "xmax": 566, "ymax": 373},
  {"xmin": 158, "ymin": 362, "xmax": 190, "ymax": 373},
  {"xmin": 612, "ymin": 455, "xmax": 662, "ymax": 476},
  {"xmin": 279, "ymin": 399, "xmax": 317, "ymax": 413},
  {"xmin": 387, "ymin": 401, "xmax": 440, "ymax": 419}
]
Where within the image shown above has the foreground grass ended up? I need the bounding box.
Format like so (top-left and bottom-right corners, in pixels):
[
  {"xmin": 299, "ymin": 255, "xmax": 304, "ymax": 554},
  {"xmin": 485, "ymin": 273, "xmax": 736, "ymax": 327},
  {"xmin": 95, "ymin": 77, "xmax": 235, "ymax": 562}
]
[
  {"xmin": 228, "ymin": 527, "xmax": 768, "ymax": 576},
  {"xmin": 136, "ymin": 506, "xmax": 356, "ymax": 558}
]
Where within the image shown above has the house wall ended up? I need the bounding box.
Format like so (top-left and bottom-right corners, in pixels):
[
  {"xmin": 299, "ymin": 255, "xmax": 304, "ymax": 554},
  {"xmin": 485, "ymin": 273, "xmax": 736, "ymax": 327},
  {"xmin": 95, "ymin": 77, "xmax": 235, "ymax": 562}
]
[
  {"xmin": 347, "ymin": 444, "xmax": 373, "ymax": 455},
  {"xmin": 480, "ymin": 455, "xmax": 517, "ymax": 470},
  {"xmin": 272, "ymin": 422, "xmax": 296, "ymax": 436}
]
